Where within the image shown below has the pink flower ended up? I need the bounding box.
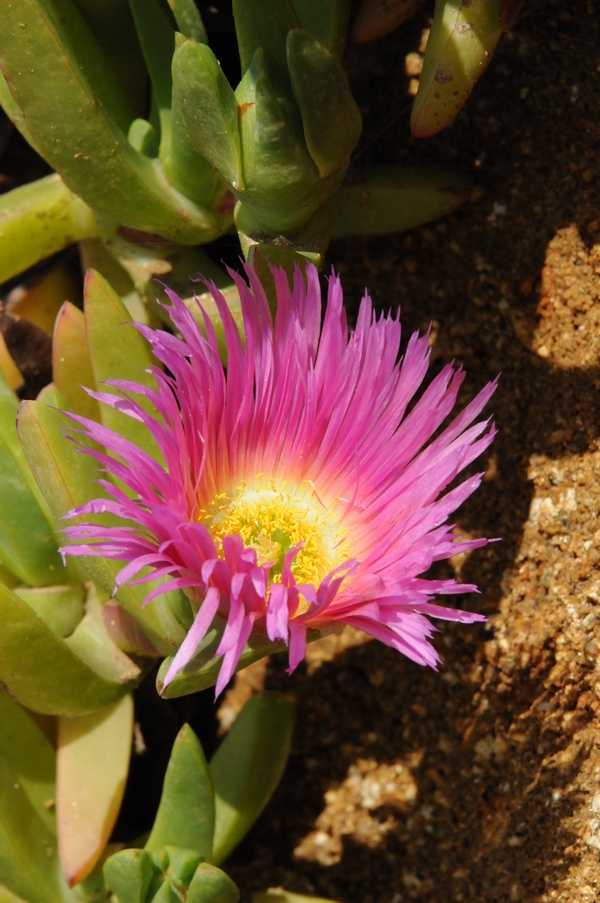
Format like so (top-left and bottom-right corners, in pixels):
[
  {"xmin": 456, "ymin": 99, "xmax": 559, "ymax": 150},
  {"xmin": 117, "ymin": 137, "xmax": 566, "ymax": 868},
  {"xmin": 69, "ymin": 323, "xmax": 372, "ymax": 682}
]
[{"xmin": 62, "ymin": 265, "xmax": 496, "ymax": 696}]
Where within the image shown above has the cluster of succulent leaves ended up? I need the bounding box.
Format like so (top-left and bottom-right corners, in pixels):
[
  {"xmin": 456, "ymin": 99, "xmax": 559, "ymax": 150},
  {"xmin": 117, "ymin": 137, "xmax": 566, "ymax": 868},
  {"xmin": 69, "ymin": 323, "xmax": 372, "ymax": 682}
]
[
  {"xmin": 0, "ymin": 685, "xmax": 297, "ymax": 903},
  {"xmin": 0, "ymin": 0, "xmax": 508, "ymax": 314}
]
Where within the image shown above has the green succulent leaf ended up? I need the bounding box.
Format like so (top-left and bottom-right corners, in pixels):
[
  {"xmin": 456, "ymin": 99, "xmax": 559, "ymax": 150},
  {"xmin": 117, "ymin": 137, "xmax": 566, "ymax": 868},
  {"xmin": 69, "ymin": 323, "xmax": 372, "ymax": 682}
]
[
  {"xmin": 52, "ymin": 302, "xmax": 100, "ymax": 422},
  {"xmin": 38, "ymin": 0, "xmax": 135, "ymax": 130},
  {"xmin": 172, "ymin": 39, "xmax": 242, "ymax": 189},
  {"xmin": 0, "ymin": 68, "xmax": 38, "ymax": 150},
  {"xmin": 210, "ymin": 693, "xmax": 295, "ymax": 865},
  {"xmin": 72, "ymin": 0, "xmax": 148, "ymax": 118},
  {"xmin": 0, "ymin": 757, "xmax": 74, "ymax": 903},
  {"xmin": 287, "ymin": 29, "xmax": 361, "ymax": 178},
  {"xmin": 0, "ymin": 687, "xmax": 56, "ymax": 833},
  {"xmin": 64, "ymin": 584, "xmax": 142, "ymax": 686},
  {"xmin": 128, "ymin": 119, "xmax": 160, "ymax": 157},
  {"xmin": 233, "ymin": 52, "xmax": 341, "ymax": 234},
  {"xmin": 145, "ymin": 725, "xmax": 215, "ymax": 862},
  {"xmin": 167, "ymin": 0, "xmax": 208, "ymax": 43},
  {"xmin": 0, "ymin": 885, "xmax": 31, "ymax": 903},
  {"xmin": 84, "ymin": 269, "xmax": 160, "ymax": 461},
  {"xmin": 16, "ymin": 401, "xmax": 188, "ymax": 655},
  {"xmin": 128, "ymin": 0, "xmax": 176, "ymax": 125},
  {"xmin": 0, "ymin": 583, "xmax": 138, "ymax": 715},
  {"xmin": 0, "ymin": 371, "xmax": 55, "ymax": 527},
  {"xmin": 187, "ymin": 863, "xmax": 239, "ymax": 903},
  {"xmin": 235, "ymin": 202, "xmax": 330, "ymax": 275},
  {"xmin": 329, "ymin": 166, "xmax": 470, "ymax": 237},
  {"xmin": 157, "ymin": 847, "xmax": 201, "ymax": 887},
  {"xmin": 103, "ymin": 848, "xmax": 154, "ymax": 903},
  {"xmin": 290, "ymin": 0, "xmax": 351, "ymax": 56},
  {"xmin": 0, "ymin": 0, "xmax": 218, "ymax": 243},
  {"xmin": 411, "ymin": 0, "xmax": 503, "ymax": 138},
  {"xmin": 233, "ymin": 0, "xmax": 300, "ymax": 72},
  {"xmin": 14, "ymin": 584, "xmax": 85, "ymax": 639},
  {"xmin": 149, "ymin": 880, "xmax": 179, "ymax": 903},
  {"xmin": 239, "ymin": 49, "xmax": 315, "ymax": 185},
  {"xmin": 0, "ymin": 175, "xmax": 98, "ymax": 285},
  {"xmin": 161, "ymin": 53, "xmax": 229, "ymax": 212},
  {"xmin": 0, "ymin": 372, "xmax": 65, "ymax": 586}
]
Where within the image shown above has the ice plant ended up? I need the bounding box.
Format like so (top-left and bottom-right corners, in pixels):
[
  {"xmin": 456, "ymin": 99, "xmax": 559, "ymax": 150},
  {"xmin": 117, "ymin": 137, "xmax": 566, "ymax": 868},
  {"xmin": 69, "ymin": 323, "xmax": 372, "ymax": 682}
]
[{"xmin": 61, "ymin": 265, "xmax": 496, "ymax": 696}]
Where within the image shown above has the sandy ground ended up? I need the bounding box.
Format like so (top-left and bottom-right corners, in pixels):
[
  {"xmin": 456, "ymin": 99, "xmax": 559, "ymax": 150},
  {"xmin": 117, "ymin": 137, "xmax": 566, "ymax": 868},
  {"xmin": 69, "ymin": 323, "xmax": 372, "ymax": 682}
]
[{"xmin": 221, "ymin": 2, "xmax": 600, "ymax": 901}]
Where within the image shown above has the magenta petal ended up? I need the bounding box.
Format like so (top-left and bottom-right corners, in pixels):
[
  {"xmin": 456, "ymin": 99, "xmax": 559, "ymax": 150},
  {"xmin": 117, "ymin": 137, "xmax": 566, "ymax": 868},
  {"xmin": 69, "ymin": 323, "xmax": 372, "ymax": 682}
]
[
  {"xmin": 161, "ymin": 586, "xmax": 221, "ymax": 690},
  {"xmin": 60, "ymin": 262, "xmax": 498, "ymax": 694}
]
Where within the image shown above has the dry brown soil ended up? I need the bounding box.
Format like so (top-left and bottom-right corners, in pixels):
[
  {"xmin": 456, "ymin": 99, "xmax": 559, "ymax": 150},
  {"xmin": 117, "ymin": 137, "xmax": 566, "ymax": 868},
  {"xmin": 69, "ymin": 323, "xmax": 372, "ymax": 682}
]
[{"xmin": 222, "ymin": 2, "xmax": 600, "ymax": 901}]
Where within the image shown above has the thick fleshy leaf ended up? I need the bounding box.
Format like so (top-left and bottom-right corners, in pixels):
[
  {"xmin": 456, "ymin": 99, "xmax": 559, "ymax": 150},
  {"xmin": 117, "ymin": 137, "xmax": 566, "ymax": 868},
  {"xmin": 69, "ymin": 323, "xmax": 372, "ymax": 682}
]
[
  {"xmin": 233, "ymin": 51, "xmax": 340, "ymax": 234},
  {"xmin": 0, "ymin": 67, "xmax": 38, "ymax": 150},
  {"xmin": 57, "ymin": 694, "xmax": 133, "ymax": 886},
  {"xmin": 149, "ymin": 880, "xmax": 179, "ymax": 903},
  {"xmin": 329, "ymin": 165, "xmax": 469, "ymax": 237},
  {"xmin": 0, "ymin": 175, "xmax": 98, "ymax": 285},
  {"xmin": 145, "ymin": 725, "xmax": 214, "ymax": 863},
  {"xmin": 17, "ymin": 400, "xmax": 189, "ymax": 654},
  {"xmin": 13, "ymin": 584, "xmax": 85, "ymax": 639},
  {"xmin": 72, "ymin": 0, "xmax": 148, "ymax": 118},
  {"xmin": 352, "ymin": 0, "xmax": 426, "ymax": 43},
  {"xmin": 0, "ymin": 886, "xmax": 31, "ymax": 903},
  {"xmin": 161, "ymin": 57, "xmax": 229, "ymax": 213},
  {"xmin": 0, "ymin": 373, "xmax": 65, "ymax": 585},
  {"xmin": 235, "ymin": 202, "xmax": 330, "ymax": 278},
  {"xmin": 172, "ymin": 40, "xmax": 242, "ymax": 189},
  {"xmin": 0, "ymin": 583, "xmax": 138, "ymax": 715},
  {"xmin": 411, "ymin": 0, "xmax": 503, "ymax": 138},
  {"xmin": 43, "ymin": 0, "xmax": 135, "ymax": 128},
  {"xmin": 84, "ymin": 270, "xmax": 159, "ymax": 460},
  {"xmin": 0, "ymin": 334, "xmax": 23, "ymax": 392},
  {"xmin": 168, "ymin": 0, "xmax": 208, "ymax": 43},
  {"xmin": 209, "ymin": 693, "xmax": 295, "ymax": 865},
  {"xmin": 0, "ymin": 371, "xmax": 54, "ymax": 524},
  {"xmin": 287, "ymin": 29, "xmax": 361, "ymax": 177},
  {"xmin": 128, "ymin": 0, "xmax": 176, "ymax": 123},
  {"xmin": 233, "ymin": 0, "xmax": 299, "ymax": 71},
  {"xmin": 234, "ymin": 51, "xmax": 319, "ymax": 231},
  {"xmin": 53, "ymin": 302, "xmax": 99, "ymax": 422},
  {"xmin": 0, "ymin": 687, "xmax": 56, "ymax": 833},
  {"xmin": 64, "ymin": 584, "xmax": 142, "ymax": 686},
  {"xmin": 0, "ymin": 757, "xmax": 74, "ymax": 903},
  {"xmin": 187, "ymin": 863, "xmax": 239, "ymax": 903},
  {"xmin": 0, "ymin": 0, "xmax": 219, "ymax": 243},
  {"xmin": 7, "ymin": 263, "xmax": 81, "ymax": 337},
  {"xmin": 291, "ymin": 0, "xmax": 351, "ymax": 56},
  {"xmin": 103, "ymin": 848, "xmax": 154, "ymax": 903},
  {"xmin": 81, "ymin": 237, "xmax": 163, "ymax": 323}
]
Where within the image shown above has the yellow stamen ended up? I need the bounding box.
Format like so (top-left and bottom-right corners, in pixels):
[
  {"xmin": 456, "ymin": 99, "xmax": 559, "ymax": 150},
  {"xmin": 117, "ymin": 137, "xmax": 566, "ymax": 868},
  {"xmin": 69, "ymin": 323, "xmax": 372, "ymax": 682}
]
[{"xmin": 198, "ymin": 478, "xmax": 350, "ymax": 585}]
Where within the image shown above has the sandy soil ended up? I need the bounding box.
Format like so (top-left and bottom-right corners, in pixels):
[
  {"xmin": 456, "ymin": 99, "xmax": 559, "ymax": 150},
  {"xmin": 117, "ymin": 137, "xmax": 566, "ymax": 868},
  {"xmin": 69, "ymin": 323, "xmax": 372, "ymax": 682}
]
[{"xmin": 221, "ymin": 2, "xmax": 600, "ymax": 901}]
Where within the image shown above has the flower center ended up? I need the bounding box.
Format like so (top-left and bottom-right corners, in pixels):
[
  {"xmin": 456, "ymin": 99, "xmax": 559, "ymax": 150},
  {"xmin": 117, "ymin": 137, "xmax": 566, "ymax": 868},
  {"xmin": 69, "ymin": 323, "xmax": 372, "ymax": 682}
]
[{"xmin": 199, "ymin": 479, "xmax": 350, "ymax": 585}]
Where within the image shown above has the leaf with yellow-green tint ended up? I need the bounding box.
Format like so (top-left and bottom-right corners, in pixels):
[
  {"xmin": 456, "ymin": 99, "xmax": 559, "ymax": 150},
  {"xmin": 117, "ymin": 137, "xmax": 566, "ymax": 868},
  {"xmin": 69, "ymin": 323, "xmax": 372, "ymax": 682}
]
[
  {"xmin": 411, "ymin": 0, "xmax": 502, "ymax": 137},
  {"xmin": 84, "ymin": 269, "xmax": 160, "ymax": 461},
  {"xmin": 52, "ymin": 303, "xmax": 99, "ymax": 422},
  {"xmin": 0, "ymin": 686, "xmax": 56, "ymax": 833},
  {"xmin": 57, "ymin": 694, "xmax": 133, "ymax": 886}
]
